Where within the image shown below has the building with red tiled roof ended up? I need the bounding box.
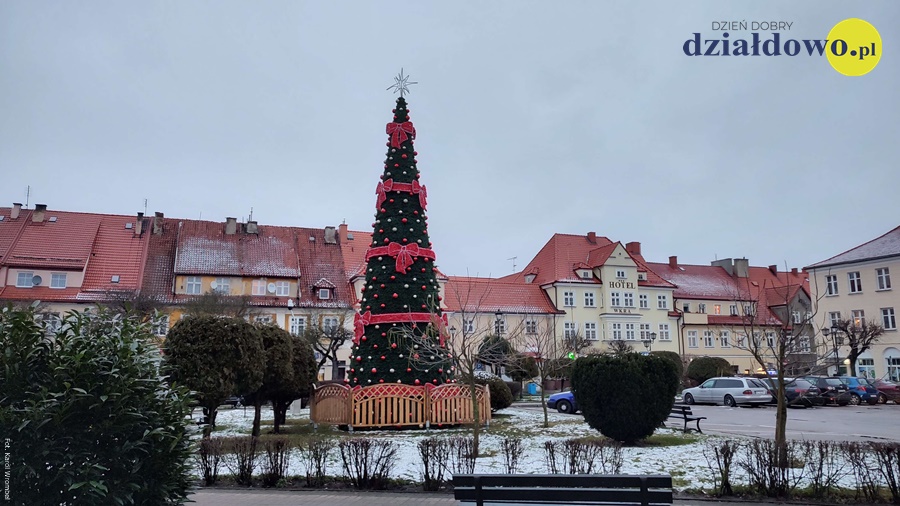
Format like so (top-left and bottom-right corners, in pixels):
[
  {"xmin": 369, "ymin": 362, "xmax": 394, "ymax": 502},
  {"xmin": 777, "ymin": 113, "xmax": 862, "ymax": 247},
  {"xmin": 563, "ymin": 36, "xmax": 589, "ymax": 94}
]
[{"xmin": 805, "ymin": 225, "xmax": 900, "ymax": 380}]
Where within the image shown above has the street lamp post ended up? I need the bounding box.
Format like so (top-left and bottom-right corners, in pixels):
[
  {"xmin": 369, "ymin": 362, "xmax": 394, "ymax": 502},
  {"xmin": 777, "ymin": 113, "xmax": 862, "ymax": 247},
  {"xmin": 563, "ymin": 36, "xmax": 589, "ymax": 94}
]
[
  {"xmin": 822, "ymin": 326, "xmax": 844, "ymax": 376},
  {"xmin": 642, "ymin": 331, "xmax": 657, "ymax": 352}
]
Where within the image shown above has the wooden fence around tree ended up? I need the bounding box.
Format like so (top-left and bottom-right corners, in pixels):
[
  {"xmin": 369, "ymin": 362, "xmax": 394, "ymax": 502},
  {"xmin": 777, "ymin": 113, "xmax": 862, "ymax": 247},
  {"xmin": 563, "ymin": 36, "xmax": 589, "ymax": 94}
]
[{"xmin": 310, "ymin": 382, "xmax": 491, "ymax": 429}]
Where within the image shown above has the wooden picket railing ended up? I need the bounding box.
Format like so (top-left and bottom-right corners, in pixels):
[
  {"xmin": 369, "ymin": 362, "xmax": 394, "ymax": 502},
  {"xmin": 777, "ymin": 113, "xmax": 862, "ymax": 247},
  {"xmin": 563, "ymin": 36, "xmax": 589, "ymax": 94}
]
[{"xmin": 310, "ymin": 382, "xmax": 491, "ymax": 429}]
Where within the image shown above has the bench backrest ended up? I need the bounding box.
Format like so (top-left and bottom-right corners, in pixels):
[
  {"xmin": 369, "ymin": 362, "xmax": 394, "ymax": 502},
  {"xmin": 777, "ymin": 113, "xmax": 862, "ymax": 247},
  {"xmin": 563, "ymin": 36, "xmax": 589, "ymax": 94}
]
[
  {"xmin": 671, "ymin": 405, "xmax": 692, "ymax": 415},
  {"xmin": 453, "ymin": 474, "xmax": 673, "ymax": 505}
]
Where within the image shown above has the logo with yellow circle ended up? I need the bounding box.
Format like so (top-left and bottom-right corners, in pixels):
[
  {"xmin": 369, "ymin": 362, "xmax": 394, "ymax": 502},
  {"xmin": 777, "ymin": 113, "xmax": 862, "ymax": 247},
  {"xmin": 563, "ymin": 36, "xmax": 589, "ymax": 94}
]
[{"xmin": 826, "ymin": 18, "xmax": 882, "ymax": 76}]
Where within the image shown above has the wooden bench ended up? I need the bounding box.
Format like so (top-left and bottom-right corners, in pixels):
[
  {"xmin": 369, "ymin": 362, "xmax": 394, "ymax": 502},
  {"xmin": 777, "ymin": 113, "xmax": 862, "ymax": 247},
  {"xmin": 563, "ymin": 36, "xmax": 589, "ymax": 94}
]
[
  {"xmin": 453, "ymin": 473, "xmax": 673, "ymax": 506},
  {"xmin": 667, "ymin": 405, "xmax": 705, "ymax": 433}
]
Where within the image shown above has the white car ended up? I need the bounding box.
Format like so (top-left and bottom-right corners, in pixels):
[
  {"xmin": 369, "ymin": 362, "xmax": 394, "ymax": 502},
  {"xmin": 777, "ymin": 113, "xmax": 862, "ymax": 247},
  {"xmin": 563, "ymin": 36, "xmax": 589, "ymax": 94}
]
[{"xmin": 682, "ymin": 377, "xmax": 771, "ymax": 407}]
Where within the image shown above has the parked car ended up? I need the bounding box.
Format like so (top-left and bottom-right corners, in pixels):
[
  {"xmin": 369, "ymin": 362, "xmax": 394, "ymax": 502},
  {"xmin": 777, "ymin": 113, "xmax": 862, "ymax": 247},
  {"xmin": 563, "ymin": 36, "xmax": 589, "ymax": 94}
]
[
  {"xmin": 682, "ymin": 377, "xmax": 771, "ymax": 407},
  {"xmin": 870, "ymin": 379, "xmax": 900, "ymax": 404},
  {"xmin": 801, "ymin": 377, "xmax": 851, "ymax": 406},
  {"xmin": 546, "ymin": 390, "xmax": 578, "ymax": 414},
  {"xmin": 836, "ymin": 376, "xmax": 879, "ymax": 405},
  {"xmin": 759, "ymin": 378, "xmax": 826, "ymax": 408}
]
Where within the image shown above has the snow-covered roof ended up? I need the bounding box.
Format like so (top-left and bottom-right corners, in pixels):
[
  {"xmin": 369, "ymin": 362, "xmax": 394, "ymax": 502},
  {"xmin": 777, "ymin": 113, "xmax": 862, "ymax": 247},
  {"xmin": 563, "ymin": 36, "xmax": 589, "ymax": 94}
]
[{"xmin": 806, "ymin": 225, "xmax": 900, "ymax": 269}]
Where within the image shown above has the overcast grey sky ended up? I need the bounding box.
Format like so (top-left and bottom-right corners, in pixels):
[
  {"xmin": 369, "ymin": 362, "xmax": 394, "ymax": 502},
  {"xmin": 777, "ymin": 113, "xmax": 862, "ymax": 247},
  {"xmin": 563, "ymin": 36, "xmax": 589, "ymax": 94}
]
[{"xmin": 2, "ymin": 1, "xmax": 898, "ymax": 278}]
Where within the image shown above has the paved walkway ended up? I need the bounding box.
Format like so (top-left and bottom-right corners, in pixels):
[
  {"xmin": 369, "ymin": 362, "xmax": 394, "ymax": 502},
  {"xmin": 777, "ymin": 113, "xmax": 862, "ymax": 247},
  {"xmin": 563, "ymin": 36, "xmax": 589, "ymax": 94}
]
[{"xmin": 189, "ymin": 488, "xmax": 792, "ymax": 505}]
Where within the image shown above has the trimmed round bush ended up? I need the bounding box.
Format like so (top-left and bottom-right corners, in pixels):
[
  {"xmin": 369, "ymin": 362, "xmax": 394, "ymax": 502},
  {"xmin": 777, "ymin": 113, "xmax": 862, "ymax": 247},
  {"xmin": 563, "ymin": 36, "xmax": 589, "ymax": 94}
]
[
  {"xmin": 650, "ymin": 350, "xmax": 684, "ymax": 378},
  {"xmin": 686, "ymin": 356, "xmax": 734, "ymax": 384},
  {"xmin": 475, "ymin": 374, "xmax": 514, "ymax": 412},
  {"xmin": 571, "ymin": 354, "xmax": 679, "ymax": 443}
]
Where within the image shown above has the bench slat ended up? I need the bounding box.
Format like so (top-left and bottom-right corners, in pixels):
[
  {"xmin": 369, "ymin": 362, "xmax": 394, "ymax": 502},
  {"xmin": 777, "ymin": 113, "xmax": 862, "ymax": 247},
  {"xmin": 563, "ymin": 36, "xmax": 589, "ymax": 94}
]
[
  {"xmin": 453, "ymin": 474, "xmax": 672, "ymax": 489},
  {"xmin": 454, "ymin": 487, "xmax": 673, "ymax": 503}
]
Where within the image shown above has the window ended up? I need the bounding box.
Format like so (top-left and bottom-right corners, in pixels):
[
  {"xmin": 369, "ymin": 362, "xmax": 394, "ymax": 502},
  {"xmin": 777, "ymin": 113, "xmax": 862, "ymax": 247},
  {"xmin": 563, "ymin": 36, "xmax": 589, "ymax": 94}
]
[
  {"xmin": 829, "ymin": 311, "xmax": 841, "ymax": 327},
  {"xmin": 792, "ymin": 311, "xmax": 802, "ymax": 324},
  {"xmin": 50, "ymin": 273, "xmax": 67, "ymax": 289},
  {"xmin": 464, "ymin": 318, "xmax": 475, "ymax": 333},
  {"xmin": 658, "ymin": 323, "xmax": 670, "ymax": 341},
  {"xmin": 766, "ymin": 332, "xmax": 775, "ymax": 347},
  {"xmin": 318, "ymin": 288, "xmax": 331, "ymax": 300},
  {"xmin": 882, "ymin": 308, "xmax": 897, "ymax": 330},
  {"xmin": 610, "ymin": 292, "xmax": 621, "ymax": 306},
  {"xmin": 254, "ymin": 315, "xmax": 273, "ymax": 324},
  {"xmin": 494, "ymin": 318, "xmax": 506, "ymax": 335},
  {"xmin": 525, "ymin": 319, "xmax": 537, "ymax": 334},
  {"xmin": 625, "ymin": 323, "xmax": 635, "ymax": 340},
  {"xmin": 729, "ymin": 304, "xmax": 738, "ymax": 316},
  {"xmin": 323, "ymin": 317, "xmax": 339, "ymax": 332},
  {"xmin": 581, "ymin": 270, "xmax": 592, "ymax": 279},
  {"xmin": 848, "ymin": 271, "xmax": 862, "ymax": 293},
  {"xmin": 737, "ymin": 334, "xmax": 747, "ymax": 347},
  {"xmin": 877, "ymin": 268, "xmax": 892, "ymax": 290},
  {"xmin": 639, "ymin": 323, "xmax": 651, "ymax": 340},
  {"xmin": 657, "ymin": 295, "xmax": 668, "ymax": 309},
  {"xmin": 153, "ymin": 315, "xmax": 170, "ymax": 336},
  {"xmin": 186, "ymin": 276, "xmax": 202, "ymax": 295},
  {"xmin": 214, "ymin": 277, "xmax": 230, "ymax": 295},
  {"xmin": 564, "ymin": 322, "xmax": 578, "ymax": 339},
  {"xmin": 720, "ymin": 331, "xmax": 731, "ymax": 348},
  {"xmin": 826, "ymin": 275, "xmax": 838, "ymax": 296},
  {"xmin": 698, "ymin": 303, "xmax": 707, "ymax": 314},
  {"xmin": 16, "ymin": 271, "xmax": 34, "ymax": 288},
  {"xmin": 40, "ymin": 312, "xmax": 62, "ymax": 333},
  {"xmin": 275, "ymin": 281, "xmax": 290, "ymax": 296},
  {"xmin": 616, "ymin": 269, "xmax": 626, "ymax": 279},
  {"xmin": 584, "ymin": 292, "xmax": 595, "ymax": 307},
  {"xmin": 687, "ymin": 330, "xmax": 698, "ymax": 348},
  {"xmin": 290, "ymin": 316, "xmax": 306, "ymax": 336},
  {"xmin": 852, "ymin": 310, "xmax": 865, "ymax": 326},
  {"xmin": 639, "ymin": 294, "xmax": 649, "ymax": 309},
  {"xmin": 798, "ymin": 335, "xmax": 811, "ymax": 353},
  {"xmin": 682, "ymin": 302, "xmax": 690, "ymax": 313},
  {"xmin": 252, "ymin": 279, "xmax": 266, "ymax": 296},
  {"xmin": 611, "ymin": 323, "xmax": 622, "ymax": 340},
  {"xmin": 858, "ymin": 358, "xmax": 875, "ymax": 379},
  {"xmin": 624, "ymin": 292, "xmax": 634, "ymax": 307},
  {"xmin": 743, "ymin": 303, "xmax": 754, "ymax": 316},
  {"xmin": 563, "ymin": 291, "xmax": 575, "ymax": 307},
  {"xmin": 703, "ymin": 330, "xmax": 714, "ymax": 348},
  {"xmin": 584, "ymin": 322, "xmax": 597, "ymax": 340},
  {"xmin": 714, "ymin": 304, "xmax": 721, "ymax": 315}
]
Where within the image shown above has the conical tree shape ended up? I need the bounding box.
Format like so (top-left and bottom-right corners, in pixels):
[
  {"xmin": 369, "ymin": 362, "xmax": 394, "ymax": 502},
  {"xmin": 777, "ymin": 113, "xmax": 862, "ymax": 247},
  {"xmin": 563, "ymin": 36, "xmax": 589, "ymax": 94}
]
[{"xmin": 350, "ymin": 96, "xmax": 453, "ymax": 387}]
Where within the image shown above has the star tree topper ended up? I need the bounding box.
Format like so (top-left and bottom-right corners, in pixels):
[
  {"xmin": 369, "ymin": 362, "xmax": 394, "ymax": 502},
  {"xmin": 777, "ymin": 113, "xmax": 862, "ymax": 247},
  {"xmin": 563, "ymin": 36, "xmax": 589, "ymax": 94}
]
[{"xmin": 387, "ymin": 68, "xmax": 418, "ymax": 97}]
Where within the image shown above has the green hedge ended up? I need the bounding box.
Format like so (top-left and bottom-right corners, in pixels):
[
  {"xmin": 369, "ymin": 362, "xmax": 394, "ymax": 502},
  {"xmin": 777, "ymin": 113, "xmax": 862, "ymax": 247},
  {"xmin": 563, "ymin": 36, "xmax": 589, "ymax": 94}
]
[{"xmin": 686, "ymin": 356, "xmax": 734, "ymax": 384}]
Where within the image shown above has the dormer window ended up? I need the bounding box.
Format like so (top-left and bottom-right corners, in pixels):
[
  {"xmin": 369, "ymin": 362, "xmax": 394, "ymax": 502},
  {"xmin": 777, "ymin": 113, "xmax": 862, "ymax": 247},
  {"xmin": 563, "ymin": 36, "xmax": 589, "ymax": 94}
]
[
  {"xmin": 524, "ymin": 274, "xmax": 536, "ymax": 284},
  {"xmin": 638, "ymin": 273, "xmax": 646, "ymax": 281},
  {"xmin": 580, "ymin": 270, "xmax": 592, "ymax": 279},
  {"xmin": 616, "ymin": 270, "xmax": 626, "ymax": 279},
  {"xmin": 318, "ymin": 288, "xmax": 331, "ymax": 300}
]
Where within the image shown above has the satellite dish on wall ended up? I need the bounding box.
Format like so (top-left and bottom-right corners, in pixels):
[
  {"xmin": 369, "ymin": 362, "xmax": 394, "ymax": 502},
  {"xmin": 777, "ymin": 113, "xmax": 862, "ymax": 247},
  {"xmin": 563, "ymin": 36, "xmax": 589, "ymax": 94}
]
[
  {"xmin": 267, "ymin": 283, "xmax": 276, "ymax": 294},
  {"xmin": 209, "ymin": 281, "xmax": 218, "ymax": 289},
  {"xmin": 32, "ymin": 275, "xmax": 43, "ymax": 287}
]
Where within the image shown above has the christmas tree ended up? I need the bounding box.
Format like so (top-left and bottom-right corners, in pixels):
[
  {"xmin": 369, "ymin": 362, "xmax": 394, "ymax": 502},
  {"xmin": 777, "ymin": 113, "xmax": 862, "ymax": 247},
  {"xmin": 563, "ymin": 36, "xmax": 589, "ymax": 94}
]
[{"xmin": 350, "ymin": 74, "xmax": 453, "ymax": 387}]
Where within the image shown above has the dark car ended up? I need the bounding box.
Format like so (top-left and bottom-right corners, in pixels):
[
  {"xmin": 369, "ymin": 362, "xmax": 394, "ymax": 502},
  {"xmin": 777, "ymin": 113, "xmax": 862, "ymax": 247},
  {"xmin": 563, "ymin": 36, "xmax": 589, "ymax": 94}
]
[
  {"xmin": 546, "ymin": 390, "xmax": 578, "ymax": 414},
  {"xmin": 837, "ymin": 376, "xmax": 879, "ymax": 405},
  {"xmin": 801, "ymin": 376, "xmax": 851, "ymax": 406},
  {"xmin": 760, "ymin": 378, "xmax": 826, "ymax": 408},
  {"xmin": 871, "ymin": 379, "xmax": 900, "ymax": 404}
]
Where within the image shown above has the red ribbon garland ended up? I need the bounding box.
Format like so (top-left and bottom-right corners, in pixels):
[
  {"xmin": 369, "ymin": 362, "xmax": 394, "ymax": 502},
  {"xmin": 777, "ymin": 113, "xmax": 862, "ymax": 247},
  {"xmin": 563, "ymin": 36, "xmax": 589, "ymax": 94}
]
[
  {"xmin": 366, "ymin": 242, "xmax": 436, "ymax": 273},
  {"xmin": 376, "ymin": 179, "xmax": 428, "ymax": 210},
  {"xmin": 386, "ymin": 121, "xmax": 416, "ymax": 148},
  {"xmin": 353, "ymin": 310, "xmax": 447, "ymax": 345}
]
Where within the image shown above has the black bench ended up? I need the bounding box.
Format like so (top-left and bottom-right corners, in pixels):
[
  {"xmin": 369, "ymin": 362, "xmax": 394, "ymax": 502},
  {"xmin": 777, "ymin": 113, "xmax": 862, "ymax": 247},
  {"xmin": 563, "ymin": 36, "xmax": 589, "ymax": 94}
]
[
  {"xmin": 453, "ymin": 473, "xmax": 673, "ymax": 506},
  {"xmin": 667, "ymin": 405, "xmax": 705, "ymax": 433}
]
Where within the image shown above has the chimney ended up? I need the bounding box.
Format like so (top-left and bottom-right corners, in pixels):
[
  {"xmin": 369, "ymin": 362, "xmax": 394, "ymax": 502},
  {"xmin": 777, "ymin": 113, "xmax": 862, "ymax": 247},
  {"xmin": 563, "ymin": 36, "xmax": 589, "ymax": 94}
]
[
  {"xmin": 225, "ymin": 217, "xmax": 237, "ymax": 235},
  {"xmin": 11, "ymin": 203, "xmax": 22, "ymax": 220},
  {"xmin": 791, "ymin": 267, "xmax": 798, "ymax": 275},
  {"xmin": 32, "ymin": 204, "xmax": 47, "ymax": 223},
  {"xmin": 711, "ymin": 258, "xmax": 734, "ymax": 276},
  {"xmin": 734, "ymin": 258, "xmax": 749, "ymax": 278},
  {"xmin": 324, "ymin": 226, "xmax": 337, "ymax": 244},
  {"xmin": 339, "ymin": 223, "xmax": 349, "ymax": 241},
  {"xmin": 153, "ymin": 212, "xmax": 164, "ymax": 235},
  {"xmin": 134, "ymin": 212, "xmax": 144, "ymax": 236},
  {"xmin": 768, "ymin": 264, "xmax": 778, "ymax": 275},
  {"xmin": 587, "ymin": 231, "xmax": 596, "ymax": 244},
  {"xmin": 669, "ymin": 256, "xmax": 677, "ymax": 268},
  {"xmin": 625, "ymin": 241, "xmax": 641, "ymax": 256},
  {"xmin": 245, "ymin": 221, "xmax": 258, "ymax": 234}
]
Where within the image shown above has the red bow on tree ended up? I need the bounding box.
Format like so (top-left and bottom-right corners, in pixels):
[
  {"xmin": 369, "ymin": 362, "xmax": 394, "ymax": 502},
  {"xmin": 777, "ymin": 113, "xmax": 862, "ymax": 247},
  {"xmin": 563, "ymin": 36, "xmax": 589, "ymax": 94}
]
[
  {"xmin": 386, "ymin": 121, "xmax": 416, "ymax": 148},
  {"xmin": 353, "ymin": 311, "xmax": 372, "ymax": 345},
  {"xmin": 387, "ymin": 242, "xmax": 419, "ymax": 273},
  {"xmin": 429, "ymin": 313, "xmax": 449, "ymax": 347},
  {"xmin": 376, "ymin": 179, "xmax": 394, "ymax": 209},
  {"xmin": 411, "ymin": 180, "xmax": 427, "ymax": 209}
]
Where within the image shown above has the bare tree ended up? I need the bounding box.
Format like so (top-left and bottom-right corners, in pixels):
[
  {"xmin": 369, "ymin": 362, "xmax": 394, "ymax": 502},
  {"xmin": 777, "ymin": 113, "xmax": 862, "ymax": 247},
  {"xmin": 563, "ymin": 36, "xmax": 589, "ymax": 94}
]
[
  {"xmin": 512, "ymin": 316, "xmax": 565, "ymax": 428},
  {"xmin": 302, "ymin": 310, "xmax": 353, "ymax": 381},
  {"xmin": 181, "ymin": 291, "xmax": 254, "ymax": 318},
  {"xmin": 606, "ymin": 339, "xmax": 635, "ymax": 357},
  {"xmin": 830, "ymin": 318, "xmax": 885, "ymax": 377},
  {"xmin": 563, "ymin": 330, "xmax": 592, "ymax": 357}
]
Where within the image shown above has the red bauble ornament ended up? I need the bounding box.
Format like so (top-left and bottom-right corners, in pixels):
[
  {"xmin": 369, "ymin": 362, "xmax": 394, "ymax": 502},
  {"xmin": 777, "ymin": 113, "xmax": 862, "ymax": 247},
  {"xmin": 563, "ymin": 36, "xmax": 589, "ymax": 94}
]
[
  {"xmin": 391, "ymin": 343, "xmax": 397, "ymax": 349},
  {"xmin": 438, "ymin": 296, "xmax": 443, "ymax": 301},
  {"xmin": 383, "ymin": 238, "xmax": 389, "ymax": 243},
  {"xmin": 402, "ymin": 238, "xmax": 408, "ymax": 243},
  {"xmin": 380, "ymin": 208, "xmax": 386, "ymax": 213},
  {"xmin": 433, "ymin": 379, "xmax": 438, "ymax": 384},
  {"xmin": 380, "ymin": 284, "xmax": 385, "ymax": 288},
  {"xmin": 414, "ymin": 354, "xmax": 420, "ymax": 359},
  {"xmin": 373, "ymin": 294, "xmax": 378, "ymax": 298},
  {"xmin": 380, "ymin": 303, "xmax": 386, "ymax": 308},
  {"xmin": 389, "ymin": 199, "xmax": 394, "ymax": 203},
  {"xmin": 394, "ymin": 163, "xmax": 400, "ymax": 167},
  {"xmin": 381, "ymin": 332, "xmax": 387, "ymax": 337},
  {"xmin": 407, "ymin": 368, "xmax": 412, "ymax": 372},
  {"xmin": 373, "ymin": 344, "xmax": 378, "ymax": 349},
  {"xmin": 371, "ymin": 368, "xmax": 377, "ymax": 373},
  {"xmin": 413, "ymin": 210, "xmax": 419, "ymax": 215},
  {"xmin": 390, "ymin": 275, "xmax": 396, "ymax": 280},
  {"xmin": 379, "ymin": 229, "xmax": 384, "ymax": 233},
  {"xmin": 361, "ymin": 336, "xmax": 367, "ymax": 341},
  {"xmin": 392, "ymin": 293, "xmax": 398, "ymax": 298},
  {"xmin": 414, "ymin": 379, "xmax": 421, "ymax": 385},
  {"xmin": 401, "ymin": 154, "xmax": 407, "ymax": 159},
  {"xmin": 380, "ymin": 356, "xmax": 385, "ymax": 360},
  {"xmin": 414, "ymin": 151, "xmax": 418, "ymax": 155},
  {"xmin": 422, "ymin": 285, "xmax": 427, "ymax": 290},
  {"xmin": 356, "ymin": 357, "xmax": 362, "ymax": 362},
  {"xmin": 379, "ymin": 379, "xmax": 384, "ymax": 383},
  {"xmin": 421, "ymin": 304, "xmax": 427, "ymax": 309},
  {"xmin": 401, "ymin": 218, "xmax": 407, "ymax": 223}
]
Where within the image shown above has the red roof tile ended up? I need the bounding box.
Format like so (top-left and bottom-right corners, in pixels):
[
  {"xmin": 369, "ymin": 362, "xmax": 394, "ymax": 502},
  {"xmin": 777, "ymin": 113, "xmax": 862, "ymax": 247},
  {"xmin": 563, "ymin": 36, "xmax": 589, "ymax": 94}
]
[
  {"xmin": 297, "ymin": 227, "xmax": 352, "ymax": 309},
  {"xmin": 646, "ymin": 262, "xmax": 742, "ymax": 300},
  {"xmin": 443, "ymin": 276, "xmax": 562, "ymax": 314},
  {"xmin": 0, "ymin": 286, "xmax": 82, "ymax": 302},
  {"xmin": 174, "ymin": 221, "xmax": 300, "ymax": 277},
  {"xmin": 501, "ymin": 233, "xmax": 614, "ymax": 285},
  {"xmin": 80, "ymin": 214, "xmax": 150, "ymax": 295},
  {"xmin": 0, "ymin": 208, "xmax": 32, "ymax": 264},
  {"xmin": 341, "ymin": 230, "xmax": 372, "ymax": 279},
  {"xmin": 3, "ymin": 211, "xmax": 101, "ymax": 269},
  {"xmin": 140, "ymin": 217, "xmax": 179, "ymax": 303}
]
